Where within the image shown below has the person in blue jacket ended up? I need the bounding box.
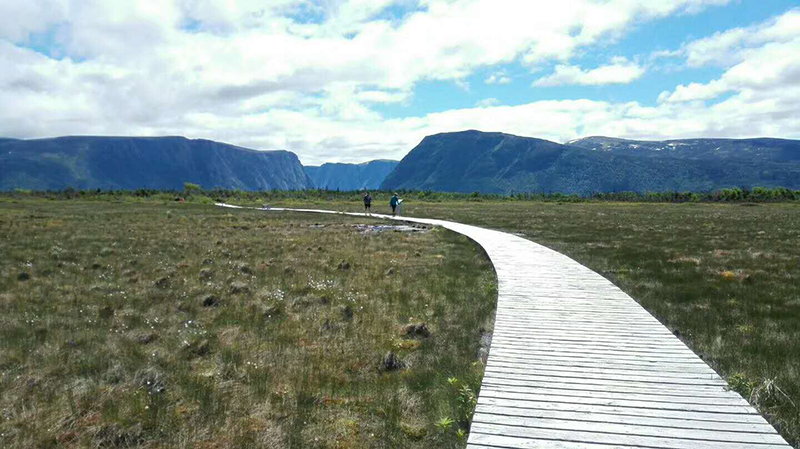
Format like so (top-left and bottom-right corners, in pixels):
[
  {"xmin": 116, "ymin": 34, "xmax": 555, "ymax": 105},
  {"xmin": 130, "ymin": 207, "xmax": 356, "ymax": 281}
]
[{"xmin": 389, "ymin": 193, "xmax": 399, "ymax": 216}]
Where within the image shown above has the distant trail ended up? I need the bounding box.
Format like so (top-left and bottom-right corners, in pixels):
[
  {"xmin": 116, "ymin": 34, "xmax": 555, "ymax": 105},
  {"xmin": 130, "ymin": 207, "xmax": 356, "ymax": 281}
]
[{"xmin": 217, "ymin": 203, "xmax": 792, "ymax": 448}]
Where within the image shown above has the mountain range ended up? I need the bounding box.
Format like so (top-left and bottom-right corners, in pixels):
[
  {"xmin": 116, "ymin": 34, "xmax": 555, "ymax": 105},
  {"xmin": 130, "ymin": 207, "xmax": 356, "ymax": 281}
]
[
  {"xmin": 2, "ymin": 132, "xmax": 799, "ymax": 194},
  {"xmin": 0, "ymin": 136, "xmax": 313, "ymax": 191},
  {"xmin": 304, "ymin": 160, "xmax": 398, "ymax": 191},
  {"xmin": 380, "ymin": 131, "xmax": 800, "ymax": 194}
]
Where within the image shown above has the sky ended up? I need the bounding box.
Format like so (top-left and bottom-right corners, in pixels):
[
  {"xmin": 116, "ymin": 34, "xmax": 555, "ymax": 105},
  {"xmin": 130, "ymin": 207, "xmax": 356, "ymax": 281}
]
[{"xmin": 1, "ymin": 1, "xmax": 799, "ymax": 165}]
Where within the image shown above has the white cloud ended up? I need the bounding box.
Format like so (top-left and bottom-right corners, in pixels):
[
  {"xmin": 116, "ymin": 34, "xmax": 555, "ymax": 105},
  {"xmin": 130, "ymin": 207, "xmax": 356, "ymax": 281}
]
[
  {"xmin": 475, "ymin": 98, "xmax": 501, "ymax": 107},
  {"xmin": 533, "ymin": 57, "xmax": 646, "ymax": 87},
  {"xmin": 659, "ymin": 9, "xmax": 800, "ymax": 104},
  {"xmin": 680, "ymin": 8, "xmax": 800, "ymax": 68},
  {"xmin": 1, "ymin": 0, "xmax": 769, "ymax": 165},
  {"xmin": 485, "ymin": 71, "xmax": 511, "ymax": 85}
]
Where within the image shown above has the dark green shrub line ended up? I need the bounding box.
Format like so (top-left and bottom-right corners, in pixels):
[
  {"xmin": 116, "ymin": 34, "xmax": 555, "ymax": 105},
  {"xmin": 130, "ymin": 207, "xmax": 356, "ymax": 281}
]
[{"xmin": 3, "ymin": 185, "xmax": 800, "ymax": 204}]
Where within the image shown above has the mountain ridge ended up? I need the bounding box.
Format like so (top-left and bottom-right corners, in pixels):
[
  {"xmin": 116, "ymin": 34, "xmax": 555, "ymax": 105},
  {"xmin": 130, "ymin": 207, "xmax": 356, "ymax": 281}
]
[
  {"xmin": 381, "ymin": 130, "xmax": 800, "ymax": 194},
  {"xmin": 0, "ymin": 136, "xmax": 314, "ymax": 191}
]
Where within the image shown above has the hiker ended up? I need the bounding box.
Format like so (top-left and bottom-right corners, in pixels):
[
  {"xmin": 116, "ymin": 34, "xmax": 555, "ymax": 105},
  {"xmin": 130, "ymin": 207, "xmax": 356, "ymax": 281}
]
[
  {"xmin": 390, "ymin": 193, "xmax": 399, "ymax": 216},
  {"xmin": 363, "ymin": 191, "xmax": 372, "ymax": 212}
]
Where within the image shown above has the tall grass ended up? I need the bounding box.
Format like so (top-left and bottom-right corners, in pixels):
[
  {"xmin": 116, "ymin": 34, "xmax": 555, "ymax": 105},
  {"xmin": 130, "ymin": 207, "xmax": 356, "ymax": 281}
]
[{"xmin": 0, "ymin": 199, "xmax": 496, "ymax": 448}]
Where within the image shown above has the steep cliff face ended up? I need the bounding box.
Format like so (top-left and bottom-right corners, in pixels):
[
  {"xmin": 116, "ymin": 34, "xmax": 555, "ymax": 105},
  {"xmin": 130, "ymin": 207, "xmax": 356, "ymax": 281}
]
[
  {"xmin": 304, "ymin": 160, "xmax": 399, "ymax": 190},
  {"xmin": 380, "ymin": 130, "xmax": 800, "ymax": 194},
  {"xmin": 0, "ymin": 136, "xmax": 314, "ymax": 191}
]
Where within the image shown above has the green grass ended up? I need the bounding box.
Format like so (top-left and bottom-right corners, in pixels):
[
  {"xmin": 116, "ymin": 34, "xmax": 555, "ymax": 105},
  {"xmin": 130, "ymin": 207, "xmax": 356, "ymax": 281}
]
[
  {"xmin": 278, "ymin": 199, "xmax": 800, "ymax": 445},
  {"xmin": 0, "ymin": 199, "xmax": 497, "ymax": 448}
]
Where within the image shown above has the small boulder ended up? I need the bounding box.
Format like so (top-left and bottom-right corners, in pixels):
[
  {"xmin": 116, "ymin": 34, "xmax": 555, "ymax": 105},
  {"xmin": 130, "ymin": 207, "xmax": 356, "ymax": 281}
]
[
  {"xmin": 199, "ymin": 268, "xmax": 214, "ymax": 280},
  {"xmin": 283, "ymin": 266, "xmax": 295, "ymax": 275},
  {"xmin": 202, "ymin": 259, "xmax": 214, "ymax": 265},
  {"xmin": 385, "ymin": 267, "xmax": 395, "ymax": 276},
  {"xmin": 90, "ymin": 262, "xmax": 103, "ymax": 270},
  {"xmin": 17, "ymin": 272, "xmax": 30, "ymax": 281},
  {"xmin": 239, "ymin": 264, "xmax": 253, "ymax": 274}
]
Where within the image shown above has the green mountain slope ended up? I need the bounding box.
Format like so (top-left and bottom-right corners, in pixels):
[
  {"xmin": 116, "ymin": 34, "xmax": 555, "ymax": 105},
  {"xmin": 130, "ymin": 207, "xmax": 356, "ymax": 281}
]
[
  {"xmin": 0, "ymin": 136, "xmax": 314, "ymax": 191},
  {"xmin": 380, "ymin": 130, "xmax": 800, "ymax": 194}
]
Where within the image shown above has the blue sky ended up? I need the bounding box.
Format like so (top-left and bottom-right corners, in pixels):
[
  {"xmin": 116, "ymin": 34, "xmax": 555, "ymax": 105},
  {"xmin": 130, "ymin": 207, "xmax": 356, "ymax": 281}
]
[{"xmin": 1, "ymin": 1, "xmax": 799, "ymax": 164}]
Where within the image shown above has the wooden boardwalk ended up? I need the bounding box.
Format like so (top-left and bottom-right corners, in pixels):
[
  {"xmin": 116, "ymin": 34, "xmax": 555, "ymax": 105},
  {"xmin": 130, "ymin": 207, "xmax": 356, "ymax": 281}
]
[{"xmin": 219, "ymin": 204, "xmax": 792, "ymax": 448}]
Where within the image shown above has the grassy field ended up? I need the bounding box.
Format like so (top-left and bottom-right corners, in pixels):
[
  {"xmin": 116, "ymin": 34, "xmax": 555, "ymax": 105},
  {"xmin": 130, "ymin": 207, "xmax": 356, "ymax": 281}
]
[
  {"xmin": 0, "ymin": 200, "xmax": 497, "ymax": 448},
  {"xmin": 258, "ymin": 198, "xmax": 800, "ymax": 446}
]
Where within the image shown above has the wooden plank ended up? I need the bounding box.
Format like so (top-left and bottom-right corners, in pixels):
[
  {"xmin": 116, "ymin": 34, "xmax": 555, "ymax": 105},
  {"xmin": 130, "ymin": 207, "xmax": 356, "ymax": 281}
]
[
  {"xmin": 470, "ymin": 423, "xmax": 789, "ymax": 449},
  {"xmin": 473, "ymin": 413, "xmax": 787, "ymax": 444},
  {"xmin": 475, "ymin": 404, "xmax": 778, "ymax": 434}
]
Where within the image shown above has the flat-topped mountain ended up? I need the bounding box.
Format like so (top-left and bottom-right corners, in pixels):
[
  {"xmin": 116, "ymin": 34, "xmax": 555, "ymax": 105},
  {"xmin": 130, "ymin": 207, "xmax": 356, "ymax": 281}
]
[
  {"xmin": 0, "ymin": 136, "xmax": 314, "ymax": 191},
  {"xmin": 305, "ymin": 159, "xmax": 399, "ymax": 191},
  {"xmin": 381, "ymin": 130, "xmax": 800, "ymax": 194}
]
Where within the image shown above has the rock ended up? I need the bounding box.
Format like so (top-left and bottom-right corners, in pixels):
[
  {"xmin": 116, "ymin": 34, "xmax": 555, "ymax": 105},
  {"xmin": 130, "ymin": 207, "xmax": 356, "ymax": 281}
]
[
  {"xmin": 154, "ymin": 277, "xmax": 170, "ymax": 289},
  {"xmin": 239, "ymin": 264, "xmax": 252, "ymax": 274},
  {"xmin": 17, "ymin": 272, "xmax": 30, "ymax": 281},
  {"xmin": 403, "ymin": 323, "xmax": 430, "ymax": 339},
  {"xmin": 414, "ymin": 251, "xmax": 422, "ymax": 257},
  {"xmin": 201, "ymin": 294, "xmax": 218, "ymax": 307},
  {"xmin": 199, "ymin": 268, "xmax": 214, "ymax": 279},
  {"xmin": 90, "ymin": 262, "xmax": 103, "ymax": 270},
  {"xmin": 230, "ymin": 282, "xmax": 249, "ymax": 294},
  {"xmin": 98, "ymin": 306, "xmax": 115, "ymax": 320},
  {"xmin": 283, "ymin": 266, "xmax": 295, "ymax": 275},
  {"xmin": 338, "ymin": 260, "xmax": 351, "ymax": 270},
  {"xmin": 380, "ymin": 351, "xmax": 405, "ymax": 372},
  {"xmin": 202, "ymin": 258, "xmax": 214, "ymax": 265},
  {"xmin": 385, "ymin": 267, "xmax": 395, "ymax": 276}
]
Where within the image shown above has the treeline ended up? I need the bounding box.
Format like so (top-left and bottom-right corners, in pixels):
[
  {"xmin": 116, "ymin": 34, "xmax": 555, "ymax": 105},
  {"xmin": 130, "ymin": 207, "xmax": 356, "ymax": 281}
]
[{"xmin": 4, "ymin": 185, "xmax": 800, "ymax": 203}]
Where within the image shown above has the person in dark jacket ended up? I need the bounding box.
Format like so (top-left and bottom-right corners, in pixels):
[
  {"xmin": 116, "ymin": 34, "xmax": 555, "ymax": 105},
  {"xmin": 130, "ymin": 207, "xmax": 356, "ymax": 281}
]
[
  {"xmin": 363, "ymin": 191, "xmax": 372, "ymax": 213},
  {"xmin": 390, "ymin": 193, "xmax": 399, "ymax": 216}
]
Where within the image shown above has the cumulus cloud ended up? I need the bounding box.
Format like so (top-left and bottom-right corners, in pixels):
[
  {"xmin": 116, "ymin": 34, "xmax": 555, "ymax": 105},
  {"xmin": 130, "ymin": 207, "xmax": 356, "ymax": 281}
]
[
  {"xmin": 485, "ymin": 71, "xmax": 511, "ymax": 85},
  {"xmin": 4, "ymin": 0, "xmax": 786, "ymax": 165},
  {"xmin": 533, "ymin": 57, "xmax": 646, "ymax": 87},
  {"xmin": 658, "ymin": 8, "xmax": 800, "ymax": 104},
  {"xmin": 475, "ymin": 98, "xmax": 501, "ymax": 107}
]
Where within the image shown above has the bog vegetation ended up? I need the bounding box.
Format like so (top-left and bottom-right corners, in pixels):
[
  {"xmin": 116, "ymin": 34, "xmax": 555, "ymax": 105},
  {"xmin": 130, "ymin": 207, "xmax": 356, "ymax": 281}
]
[{"xmin": 0, "ymin": 199, "xmax": 497, "ymax": 448}]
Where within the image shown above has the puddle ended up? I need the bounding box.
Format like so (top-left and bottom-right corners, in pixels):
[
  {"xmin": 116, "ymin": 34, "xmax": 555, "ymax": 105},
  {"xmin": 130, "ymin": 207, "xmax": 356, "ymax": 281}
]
[{"xmin": 355, "ymin": 224, "xmax": 431, "ymax": 233}]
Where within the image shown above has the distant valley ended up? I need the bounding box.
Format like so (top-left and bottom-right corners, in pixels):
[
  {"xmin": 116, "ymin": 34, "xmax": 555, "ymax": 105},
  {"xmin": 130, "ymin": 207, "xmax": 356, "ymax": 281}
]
[{"xmin": 305, "ymin": 160, "xmax": 398, "ymax": 191}]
